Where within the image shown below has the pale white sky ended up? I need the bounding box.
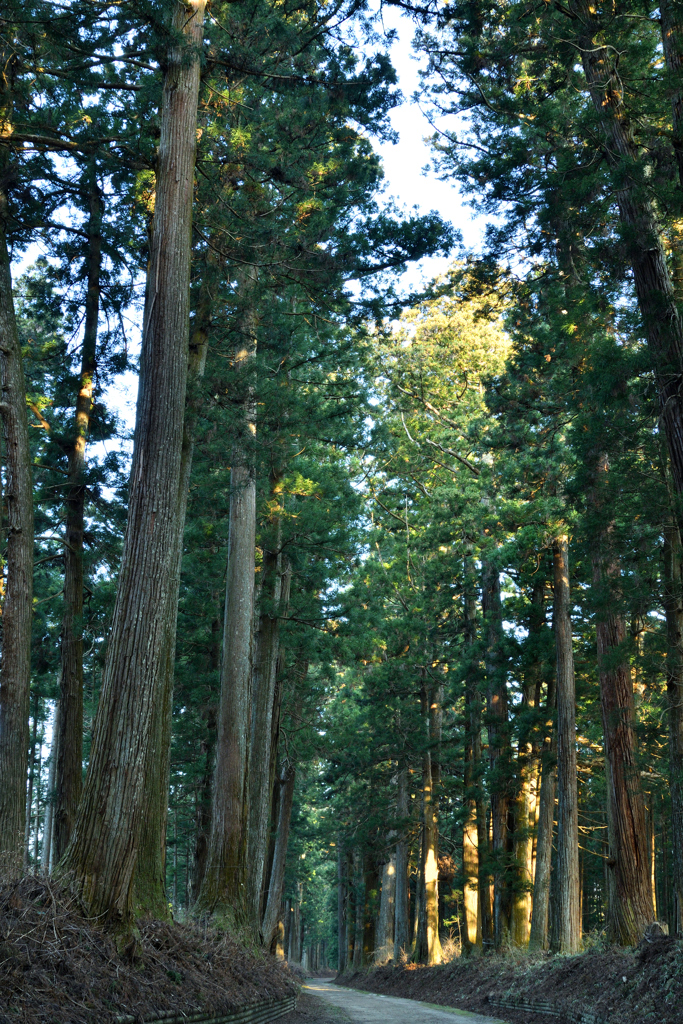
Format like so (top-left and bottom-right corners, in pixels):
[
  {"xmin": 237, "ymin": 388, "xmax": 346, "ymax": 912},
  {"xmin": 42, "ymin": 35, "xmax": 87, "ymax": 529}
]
[{"xmin": 369, "ymin": 7, "xmax": 484, "ymax": 290}]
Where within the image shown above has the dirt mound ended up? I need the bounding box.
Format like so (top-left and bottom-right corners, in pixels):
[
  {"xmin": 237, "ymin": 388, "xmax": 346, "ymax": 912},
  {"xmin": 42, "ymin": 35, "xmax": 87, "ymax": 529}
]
[
  {"xmin": 0, "ymin": 876, "xmax": 298, "ymax": 1024},
  {"xmin": 337, "ymin": 940, "xmax": 683, "ymax": 1024}
]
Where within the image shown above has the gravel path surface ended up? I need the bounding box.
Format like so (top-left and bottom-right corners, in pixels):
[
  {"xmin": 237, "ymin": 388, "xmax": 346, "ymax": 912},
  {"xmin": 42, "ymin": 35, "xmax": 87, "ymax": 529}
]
[{"xmin": 294, "ymin": 979, "xmax": 508, "ymax": 1024}]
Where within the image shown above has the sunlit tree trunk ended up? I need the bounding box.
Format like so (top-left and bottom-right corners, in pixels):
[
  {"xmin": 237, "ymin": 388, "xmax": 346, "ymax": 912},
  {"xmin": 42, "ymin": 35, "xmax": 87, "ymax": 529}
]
[
  {"xmin": 529, "ymin": 671, "xmax": 557, "ymax": 950},
  {"xmin": 482, "ymin": 561, "xmax": 511, "ymax": 947},
  {"xmin": 376, "ymin": 850, "xmax": 396, "ymax": 960},
  {"xmin": 462, "ymin": 549, "xmax": 482, "ymax": 949},
  {"xmin": 0, "ymin": 186, "xmax": 34, "ymax": 878},
  {"xmin": 414, "ymin": 678, "xmax": 443, "ymax": 964},
  {"xmin": 663, "ymin": 519, "xmax": 683, "ymax": 935},
  {"xmin": 58, "ymin": 0, "xmax": 206, "ymax": 927},
  {"xmin": 551, "ymin": 535, "xmax": 581, "ymax": 953},
  {"xmin": 511, "ymin": 580, "xmax": 545, "ymax": 945},
  {"xmin": 394, "ymin": 762, "xmax": 410, "ymax": 961},
  {"xmin": 53, "ymin": 175, "xmax": 102, "ymax": 864}
]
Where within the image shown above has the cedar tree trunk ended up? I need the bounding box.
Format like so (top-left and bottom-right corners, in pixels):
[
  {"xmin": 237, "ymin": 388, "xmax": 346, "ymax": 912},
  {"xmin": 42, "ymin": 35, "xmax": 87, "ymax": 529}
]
[
  {"xmin": 0, "ymin": 198, "xmax": 34, "ymax": 877},
  {"xmin": 53, "ymin": 176, "xmax": 102, "ymax": 864},
  {"xmin": 551, "ymin": 535, "xmax": 581, "ymax": 953},
  {"xmin": 58, "ymin": 0, "xmax": 206, "ymax": 925}
]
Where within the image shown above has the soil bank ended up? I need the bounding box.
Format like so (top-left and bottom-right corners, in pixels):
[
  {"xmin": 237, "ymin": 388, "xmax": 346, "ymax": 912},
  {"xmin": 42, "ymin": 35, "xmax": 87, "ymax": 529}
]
[{"xmin": 337, "ymin": 940, "xmax": 683, "ymax": 1024}]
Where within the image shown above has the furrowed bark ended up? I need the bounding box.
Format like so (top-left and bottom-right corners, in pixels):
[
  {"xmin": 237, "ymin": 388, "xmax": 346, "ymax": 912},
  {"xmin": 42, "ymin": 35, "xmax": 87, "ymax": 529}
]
[
  {"xmin": 53, "ymin": 176, "xmax": 102, "ymax": 865},
  {"xmin": 261, "ymin": 761, "xmax": 296, "ymax": 948},
  {"xmin": 529, "ymin": 672, "xmax": 557, "ymax": 951},
  {"xmin": 511, "ymin": 579, "xmax": 544, "ymax": 946},
  {"xmin": 663, "ymin": 519, "xmax": 683, "ymax": 935},
  {"xmin": 376, "ymin": 850, "xmax": 396, "ymax": 961},
  {"xmin": 247, "ymin": 504, "xmax": 291, "ymax": 934},
  {"xmin": 414, "ymin": 678, "xmax": 443, "ymax": 964},
  {"xmin": 462, "ymin": 548, "xmax": 482, "ymax": 949},
  {"xmin": 0, "ymin": 189, "xmax": 34, "ymax": 878},
  {"xmin": 337, "ymin": 843, "xmax": 348, "ymax": 973},
  {"xmin": 58, "ymin": 0, "xmax": 206, "ymax": 926},
  {"xmin": 133, "ymin": 290, "xmax": 210, "ymax": 918},
  {"xmin": 590, "ymin": 455, "xmax": 653, "ymax": 943},
  {"xmin": 199, "ymin": 275, "xmax": 257, "ymax": 921},
  {"xmin": 482, "ymin": 561, "xmax": 511, "ymax": 948},
  {"xmin": 393, "ymin": 762, "xmax": 410, "ymax": 961},
  {"xmin": 551, "ymin": 535, "xmax": 581, "ymax": 953}
]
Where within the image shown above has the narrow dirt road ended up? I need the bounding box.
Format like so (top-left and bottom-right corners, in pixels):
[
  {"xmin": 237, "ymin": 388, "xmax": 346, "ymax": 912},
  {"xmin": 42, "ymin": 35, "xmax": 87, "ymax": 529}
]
[{"xmin": 302, "ymin": 979, "xmax": 507, "ymax": 1024}]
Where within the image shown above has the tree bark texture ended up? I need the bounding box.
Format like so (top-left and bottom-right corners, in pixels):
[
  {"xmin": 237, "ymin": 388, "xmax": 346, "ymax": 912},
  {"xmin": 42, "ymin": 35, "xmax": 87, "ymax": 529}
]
[
  {"xmin": 589, "ymin": 455, "xmax": 654, "ymax": 943},
  {"xmin": 376, "ymin": 851, "xmax": 396, "ymax": 961},
  {"xmin": 462, "ymin": 551, "xmax": 482, "ymax": 948},
  {"xmin": 337, "ymin": 844, "xmax": 348, "ymax": 973},
  {"xmin": 58, "ymin": 0, "xmax": 206, "ymax": 925},
  {"xmin": 0, "ymin": 204, "xmax": 34, "ymax": 877},
  {"xmin": 53, "ymin": 177, "xmax": 102, "ymax": 865},
  {"xmin": 529, "ymin": 672, "xmax": 557, "ymax": 951},
  {"xmin": 352, "ymin": 850, "xmax": 364, "ymax": 968},
  {"xmin": 261, "ymin": 761, "xmax": 296, "ymax": 949},
  {"xmin": 664, "ymin": 520, "xmax": 683, "ymax": 935},
  {"xmin": 414, "ymin": 679, "xmax": 443, "ymax": 964},
  {"xmin": 133, "ymin": 297, "xmax": 210, "ymax": 918},
  {"xmin": 482, "ymin": 561, "xmax": 511, "ymax": 947},
  {"xmin": 247, "ymin": 507, "xmax": 291, "ymax": 932},
  {"xmin": 393, "ymin": 763, "xmax": 410, "ymax": 961},
  {"xmin": 551, "ymin": 535, "xmax": 581, "ymax": 953},
  {"xmin": 511, "ymin": 580, "xmax": 545, "ymax": 946}
]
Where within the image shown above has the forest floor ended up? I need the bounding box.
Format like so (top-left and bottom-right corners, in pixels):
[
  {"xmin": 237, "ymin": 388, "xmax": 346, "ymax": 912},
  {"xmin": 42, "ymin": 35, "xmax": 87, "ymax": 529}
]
[
  {"xmin": 337, "ymin": 941, "xmax": 683, "ymax": 1024},
  {"xmin": 0, "ymin": 876, "xmax": 297, "ymax": 1024}
]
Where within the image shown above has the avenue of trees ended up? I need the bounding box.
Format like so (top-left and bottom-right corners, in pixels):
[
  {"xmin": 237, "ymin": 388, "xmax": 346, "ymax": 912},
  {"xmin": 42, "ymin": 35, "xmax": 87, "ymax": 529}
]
[{"xmin": 2, "ymin": 0, "xmax": 683, "ymax": 975}]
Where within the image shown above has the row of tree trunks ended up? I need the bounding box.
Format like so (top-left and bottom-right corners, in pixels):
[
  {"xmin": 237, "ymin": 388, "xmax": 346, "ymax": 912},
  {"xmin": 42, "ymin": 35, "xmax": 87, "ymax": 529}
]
[{"xmin": 58, "ymin": 0, "xmax": 206, "ymax": 929}]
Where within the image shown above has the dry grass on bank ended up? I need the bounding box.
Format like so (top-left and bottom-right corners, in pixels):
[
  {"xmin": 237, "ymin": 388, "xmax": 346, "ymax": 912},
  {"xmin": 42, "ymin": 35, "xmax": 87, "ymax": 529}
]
[
  {"xmin": 338, "ymin": 938, "xmax": 683, "ymax": 1024},
  {"xmin": 0, "ymin": 876, "xmax": 298, "ymax": 1024}
]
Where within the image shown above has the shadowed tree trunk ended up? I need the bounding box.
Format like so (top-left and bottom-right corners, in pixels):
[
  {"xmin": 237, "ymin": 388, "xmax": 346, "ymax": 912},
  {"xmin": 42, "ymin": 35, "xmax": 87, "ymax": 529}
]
[
  {"xmin": 482, "ymin": 560, "xmax": 511, "ymax": 948},
  {"xmin": 590, "ymin": 458, "xmax": 653, "ymax": 943},
  {"xmin": 58, "ymin": 0, "xmax": 206, "ymax": 927},
  {"xmin": 393, "ymin": 762, "xmax": 410, "ymax": 961},
  {"xmin": 261, "ymin": 761, "xmax": 296, "ymax": 948},
  {"xmin": 529, "ymin": 670, "xmax": 557, "ymax": 951},
  {"xmin": 551, "ymin": 535, "xmax": 581, "ymax": 953},
  {"xmin": 337, "ymin": 843, "xmax": 348, "ymax": 973},
  {"xmin": 199, "ymin": 271, "xmax": 258, "ymax": 923},
  {"xmin": 376, "ymin": 849, "xmax": 396, "ymax": 961},
  {"xmin": 247, "ymin": 501, "xmax": 291, "ymax": 933},
  {"xmin": 664, "ymin": 519, "xmax": 683, "ymax": 935},
  {"xmin": 52, "ymin": 175, "xmax": 102, "ymax": 864},
  {"xmin": 133, "ymin": 274, "xmax": 212, "ymax": 918},
  {"xmin": 0, "ymin": 184, "xmax": 34, "ymax": 877}
]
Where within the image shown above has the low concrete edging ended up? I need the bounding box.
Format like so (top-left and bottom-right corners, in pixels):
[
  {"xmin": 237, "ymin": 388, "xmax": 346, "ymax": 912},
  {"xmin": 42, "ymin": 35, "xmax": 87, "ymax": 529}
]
[
  {"xmin": 488, "ymin": 997, "xmax": 607, "ymax": 1024},
  {"xmin": 116, "ymin": 991, "xmax": 298, "ymax": 1024}
]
